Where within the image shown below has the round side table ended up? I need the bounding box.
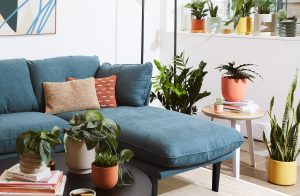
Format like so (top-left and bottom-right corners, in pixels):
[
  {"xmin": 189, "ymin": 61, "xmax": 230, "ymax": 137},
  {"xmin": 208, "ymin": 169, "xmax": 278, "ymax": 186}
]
[{"xmin": 202, "ymin": 106, "xmax": 265, "ymax": 179}]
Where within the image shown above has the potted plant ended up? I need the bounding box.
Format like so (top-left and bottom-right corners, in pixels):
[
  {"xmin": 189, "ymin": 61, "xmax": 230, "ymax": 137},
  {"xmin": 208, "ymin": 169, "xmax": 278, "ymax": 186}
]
[
  {"xmin": 64, "ymin": 110, "xmax": 120, "ymax": 174},
  {"xmin": 226, "ymin": 0, "xmax": 254, "ymax": 35},
  {"xmin": 16, "ymin": 126, "xmax": 62, "ymax": 174},
  {"xmin": 185, "ymin": 0, "xmax": 208, "ymax": 33},
  {"xmin": 277, "ymin": 9, "xmax": 298, "ymax": 37},
  {"xmin": 207, "ymin": 0, "xmax": 221, "ymax": 33},
  {"xmin": 214, "ymin": 98, "xmax": 224, "ymax": 113},
  {"xmin": 92, "ymin": 149, "xmax": 134, "ymax": 189},
  {"xmin": 263, "ymin": 71, "xmax": 300, "ymax": 185},
  {"xmin": 150, "ymin": 52, "xmax": 211, "ymax": 115},
  {"xmin": 253, "ymin": 0, "xmax": 276, "ymax": 35},
  {"xmin": 215, "ymin": 62, "xmax": 262, "ymax": 102}
]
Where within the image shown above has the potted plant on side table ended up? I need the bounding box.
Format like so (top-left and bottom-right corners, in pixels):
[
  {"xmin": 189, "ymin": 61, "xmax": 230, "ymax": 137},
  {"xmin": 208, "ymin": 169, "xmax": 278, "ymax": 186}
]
[
  {"xmin": 214, "ymin": 98, "xmax": 224, "ymax": 113},
  {"xmin": 64, "ymin": 110, "xmax": 120, "ymax": 174},
  {"xmin": 253, "ymin": 0, "xmax": 276, "ymax": 35},
  {"xmin": 16, "ymin": 126, "xmax": 62, "ymax": 174},
  {"xmin": 185, "ymin": 0, "xmax": 208, "ymax": 33},
  {"xmin": 277, "ymin": 9, "xmax": 298, "ymax": 37},
  {"xmin": 207, "ymin": 0, "xmax": 221, "ymax": 33},
  {"xmin": 263, "ymin": 70, "xmax": 300, "ymax": 185},
  {"xmin": 215, "ymin": 62, "xmax": 263, "ymax": 102}
]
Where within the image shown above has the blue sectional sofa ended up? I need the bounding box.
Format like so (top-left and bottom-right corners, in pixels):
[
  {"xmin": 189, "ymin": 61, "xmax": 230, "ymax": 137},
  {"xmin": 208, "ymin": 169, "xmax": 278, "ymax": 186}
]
[{"xmin": 0, "ymin": 56, "xmax": 243, "ymax": 195}]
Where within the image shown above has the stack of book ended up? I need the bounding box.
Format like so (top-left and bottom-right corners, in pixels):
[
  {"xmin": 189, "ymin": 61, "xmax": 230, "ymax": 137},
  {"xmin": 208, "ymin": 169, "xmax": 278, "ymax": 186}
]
[
  {"xmin": 0, "ymin": 164, "xmax": 66, "ymax": 196},
  {"xmin": 223, "ymin": 100, "xmax": 260, "ymax": 114}
]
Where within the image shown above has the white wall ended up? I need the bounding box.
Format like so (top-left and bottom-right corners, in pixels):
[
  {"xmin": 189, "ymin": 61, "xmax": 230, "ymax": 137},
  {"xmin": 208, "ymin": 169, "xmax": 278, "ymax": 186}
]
[{"xmin": 0, "ymin": 0, "xmax": 160, "ymax": 64}]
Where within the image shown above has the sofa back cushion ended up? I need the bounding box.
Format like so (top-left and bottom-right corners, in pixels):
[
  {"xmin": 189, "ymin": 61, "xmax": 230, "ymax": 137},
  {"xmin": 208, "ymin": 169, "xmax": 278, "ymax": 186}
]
[
  {"xmin": 97, "ymin": 63, "xmax": 152, "ymax": 106},
  {"xmin": 0, "ymin": 59, "xmax": 38, "ymax": 114},
  {"xmin": 28, "ymin": 56, "xmax": 100, "ymax": 112}
]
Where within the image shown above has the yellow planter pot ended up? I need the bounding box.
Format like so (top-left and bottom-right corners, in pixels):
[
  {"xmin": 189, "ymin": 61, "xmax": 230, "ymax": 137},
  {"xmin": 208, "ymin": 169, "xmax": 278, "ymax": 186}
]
[
  {"xmin": 268, "ymin": 158, "xmax": 297, "ymax": 185},
  {"xmin": 236, "ymin": 17, "xmax": 252, "ymax": 35}
]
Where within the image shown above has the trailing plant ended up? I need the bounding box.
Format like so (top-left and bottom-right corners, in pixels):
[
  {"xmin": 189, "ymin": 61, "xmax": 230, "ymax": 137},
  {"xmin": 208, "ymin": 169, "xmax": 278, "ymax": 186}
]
[
  {"xmin": 215, "ymin": 98, "xmax": 223, "ymax": 105},
  {"xmin": 16, "ymin": 126, "xmax": 62, "ymax": 165},
  {"xmin": 263, "ymin": 70, "xmax": 300, "ymax": 162},
  {"xmin": 215, "ymin": 62, "xmax": 263, "ymax": 82},
  {"xmin": 253, "ymin": 0, "xmax": 276, "ymax": 14},
  {"xmin": 151, "ymin": 52, "xmax": 211, "ymax": 115},
  {"xmin": 64, "ymin": 110, "xmax": 120, "ymax": 151},
  {"xmin": 207, "ymin": 0, "xmax": 219, "ymax": 17},
  {"xmin": 225, "ymin": 0, "xmax": 254, "ymax": 28},
  {"xmin": 185, "ymin": 0, "xmax": 208, "ymax": 20},
  {"xmin": 277, "ymin": 9, "xmax": 297, "ymax": 22}
]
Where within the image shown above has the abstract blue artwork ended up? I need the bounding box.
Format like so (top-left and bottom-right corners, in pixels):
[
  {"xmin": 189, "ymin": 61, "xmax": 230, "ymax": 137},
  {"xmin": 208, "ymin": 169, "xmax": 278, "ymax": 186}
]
[{"xmin": 0, "ymin": 0, "xmax": 56, "ymax": 35}]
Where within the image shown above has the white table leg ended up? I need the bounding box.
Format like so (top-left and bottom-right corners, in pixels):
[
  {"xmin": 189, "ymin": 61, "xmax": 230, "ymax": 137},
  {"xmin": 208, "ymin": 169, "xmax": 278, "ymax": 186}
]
[
  {"xmin": 231, "ymin": 120, "xmax": 240, "ymax": 179},
  {"xmin": 246, "ymin": 120, "xmax": 256, "ymax": 167}
]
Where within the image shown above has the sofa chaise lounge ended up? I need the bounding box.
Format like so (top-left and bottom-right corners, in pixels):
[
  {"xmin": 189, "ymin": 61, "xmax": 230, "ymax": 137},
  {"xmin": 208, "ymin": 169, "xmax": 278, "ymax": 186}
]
[{"xmin": 0, "ymin": 56, "xmax": 243, "ymax": 196}]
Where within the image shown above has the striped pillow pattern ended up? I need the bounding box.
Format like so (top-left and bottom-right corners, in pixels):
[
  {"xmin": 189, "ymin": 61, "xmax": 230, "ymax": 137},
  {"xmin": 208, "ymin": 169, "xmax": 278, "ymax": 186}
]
[{"xmin": 67, "ymin": 75, "xmax": 117, "ymax": 108}]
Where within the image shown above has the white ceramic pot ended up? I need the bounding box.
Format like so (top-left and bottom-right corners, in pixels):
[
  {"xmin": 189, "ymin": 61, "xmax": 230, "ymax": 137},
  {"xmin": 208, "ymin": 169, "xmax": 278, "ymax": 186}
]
[
  {"xmin": 207, "ymin": 17, "xmax": 222, "ymax": 34},
  {"xmin": 254, "ymin": 14, "xmax": 276, "ymax": 36},
  {"xmin": 65, "ymin": 136, "xmax": 95, "ymax": 174}
]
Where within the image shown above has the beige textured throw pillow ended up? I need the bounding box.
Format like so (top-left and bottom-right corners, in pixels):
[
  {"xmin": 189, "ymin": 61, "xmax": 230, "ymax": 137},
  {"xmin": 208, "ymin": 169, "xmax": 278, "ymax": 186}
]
[{"xmin": 43, "ymin": 77, "xmax": 100, "ymax": 114}]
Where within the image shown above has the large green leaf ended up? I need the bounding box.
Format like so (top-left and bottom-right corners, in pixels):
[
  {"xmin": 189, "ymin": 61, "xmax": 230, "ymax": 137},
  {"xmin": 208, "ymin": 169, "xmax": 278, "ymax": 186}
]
[
  {"xmin": 39, "ymin": 140, "xmax": 51, "ymax": 165},
  {"xmin": 84, "ymin": 110, "xmax": 104, "ymax": 122}
]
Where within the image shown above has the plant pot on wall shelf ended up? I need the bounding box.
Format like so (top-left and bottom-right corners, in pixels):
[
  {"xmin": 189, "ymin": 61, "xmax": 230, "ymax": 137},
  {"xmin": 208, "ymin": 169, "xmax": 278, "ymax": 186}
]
[
  {"xmin": 191, "ymin": 19, "xmax": 206, "ymax": 33},
  {"xmin": 254, "ymin": 14, "xmax": 276, "ymax": 36},
  {"xmin": 207, "ymin": 17, "xmax": 221, "ymax": 33},
  {"xmin": 237, "ymin": 17, "xmax": 252, "ymax": 35}
]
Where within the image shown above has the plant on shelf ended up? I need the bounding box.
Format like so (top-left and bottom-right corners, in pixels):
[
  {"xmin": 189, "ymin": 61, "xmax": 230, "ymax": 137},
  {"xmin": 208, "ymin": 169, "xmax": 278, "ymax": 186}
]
[
  {"xmin": 215, "ymin": 62, "xmax": 262, "ymax": 102},
  {"xmin": 64, "ymin": 110, "xmax": 121, "ymax": 174},
  {"xmin": 253, "ymin": 0, "xmax": 276, "ymax": 35},
  {"xmin": 214, "ymin": 97, "xmax": 224, "ymax": 114},
  {"xmin": 277, "ymin": 9, "xmax": 298, "ymax": 37},
  {"xmin": 151, "ymin": 52, "xmax": 211, "ymax": 115},
  {"xmin": 185, "ymin": 0, "xmax": 208, "ymax": 32},
  {"xmin": 16, "ymin": 126, "xmax": 62, "ymax": 174},
  {"xmin": 263, "ymin": 70, "xmax": 300, "ymax": 185},
  {"xmin": 207, "ymin": 0, "xmax": 222, "ymax": 33},
  {"xmin": 226, "ymin": 0, "xmax": 254, "ymax": 35}
]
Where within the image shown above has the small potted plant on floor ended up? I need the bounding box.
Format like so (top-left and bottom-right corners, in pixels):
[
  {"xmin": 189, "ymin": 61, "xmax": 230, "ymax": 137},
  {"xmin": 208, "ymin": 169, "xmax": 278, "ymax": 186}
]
[
  {"xmin": 226, "ymin": 0, "xmax": 254, "ymax": 35},
  {"xmin": 214, "ymin": 98, "xmax": 224, "ymax": 113},
  {"xmin": 263, "ymin": 70, "xmax": 300, "ymax": 185},
  {"xmin": 16, "ymin": 126, "xmax": 62, "ymax": 174},
  {"xmin": 215, "ymin": 62, "xmax": 262, "ymax": 102},
  {"xmin": 253, "ymin": 0, "xmax": 276, "ymax": 35},
  {"xmin": 207, "ymin": 0, "xmax": 221, "ymax": 33},
  {"xmin": 185, "ymin": 0, "xmax": 208, "ymax": 33},
  {"xmin": 277, "ymin": 9, "xmax": 298, "ymax": 37},
  {"xmin": 64, "ymin": 110, "xmax": 120, "ymax": 174}
]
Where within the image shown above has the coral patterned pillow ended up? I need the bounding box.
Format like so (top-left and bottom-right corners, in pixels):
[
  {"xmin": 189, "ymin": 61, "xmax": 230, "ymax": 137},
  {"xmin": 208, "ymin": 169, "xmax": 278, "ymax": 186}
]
[{"xmin": 67, "ymin": 75, "xmax": 117, "ymax": 108}]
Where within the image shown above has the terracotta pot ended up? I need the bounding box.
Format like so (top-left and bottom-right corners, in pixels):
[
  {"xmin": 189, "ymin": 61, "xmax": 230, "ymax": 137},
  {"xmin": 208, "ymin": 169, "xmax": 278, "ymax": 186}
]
[
  {"xmin": 65, "ymin": 136, "xmax": 95, "ymax": 174},
  {"xmin": 191, "ymin": 19, "xmax": 205, "ymax": 33},
  {"xmin": 92, "ymin": 162, "xmax": 119, "ymax": 189},
  {"xmin": 214, "ymin": 104, "xmax": 224, "ymax": 114},
  {"xmin": 221, "ymin": 77, "xmax": 247, "ymax": 102},
  {"xmin": 236, "ymin": 17, "xmax": 252, "ymax": 35},
  {"xmin": 268, "ymin": 158, "xmax": 297, "ymax": 185}
]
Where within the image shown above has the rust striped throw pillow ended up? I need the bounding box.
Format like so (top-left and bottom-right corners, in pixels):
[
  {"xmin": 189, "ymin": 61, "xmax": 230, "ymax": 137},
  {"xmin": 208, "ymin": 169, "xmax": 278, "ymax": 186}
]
[{"xmin": 67, "ymin": 75, "xmax": 117, "ymax": 108}]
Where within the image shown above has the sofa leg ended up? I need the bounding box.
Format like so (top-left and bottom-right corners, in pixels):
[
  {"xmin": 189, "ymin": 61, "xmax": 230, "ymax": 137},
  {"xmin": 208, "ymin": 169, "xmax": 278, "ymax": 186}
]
[
  {"xmin": 212, "ymin": 162, "xmax": 221, "ymax": 192},
  {"xmin": 149, "ymin": 176, "xmax": 158, "ymax": 196}
]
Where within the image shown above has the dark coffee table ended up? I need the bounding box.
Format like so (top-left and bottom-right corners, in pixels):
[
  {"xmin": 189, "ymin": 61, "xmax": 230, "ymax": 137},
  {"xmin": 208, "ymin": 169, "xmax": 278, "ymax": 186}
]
[{"xmin": 0, "ymin": 153, "xmax": 152, "ymax": 196}]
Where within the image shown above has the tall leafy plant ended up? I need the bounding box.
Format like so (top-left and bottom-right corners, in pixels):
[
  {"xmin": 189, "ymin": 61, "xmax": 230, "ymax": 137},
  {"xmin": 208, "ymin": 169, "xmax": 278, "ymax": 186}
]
[
  {"xmin": 225, "ymin": 0, "xmax": 254, "ymax": 28},
  {"xmin": 16, "ymin": 126, "xmax": 62, "ymax": 165},
  {"xmin": 263, "ymin": 70, "xmax": 300, "ymax": 162},
  {"xmin": 151, "ymin": 52, "xmax": 211, "ymax": 115},
  {"xmin": 185, "ymin": 0, "xmax": 208, "ymax": 19},
  {"xmin": 207, "ymin": 0, "xmax": 219, "ymax": 17}
]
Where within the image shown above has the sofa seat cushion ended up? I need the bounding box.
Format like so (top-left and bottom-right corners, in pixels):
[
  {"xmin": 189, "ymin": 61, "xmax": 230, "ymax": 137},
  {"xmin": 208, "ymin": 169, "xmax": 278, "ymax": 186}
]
[
  {"xmin": 0, "ymin": 59, "xmax": 38, "ymax": 113},
  {"xmin": 56, "ymin": 106, "xmax": 243, "ymax": 168},
  {"xmin": 0, "ymin": 112, "xmax": 69, "ymax": 155},
  {"xmin": 27, "ymin": 56, "xmax": 100, "ymax": 112}
]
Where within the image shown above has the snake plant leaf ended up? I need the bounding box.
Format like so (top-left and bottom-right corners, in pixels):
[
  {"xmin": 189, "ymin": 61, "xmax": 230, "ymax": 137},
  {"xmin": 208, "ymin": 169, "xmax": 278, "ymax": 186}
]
[{"xmin": 263, "ymin": 131, "xmax": 271, "ymax": 156}]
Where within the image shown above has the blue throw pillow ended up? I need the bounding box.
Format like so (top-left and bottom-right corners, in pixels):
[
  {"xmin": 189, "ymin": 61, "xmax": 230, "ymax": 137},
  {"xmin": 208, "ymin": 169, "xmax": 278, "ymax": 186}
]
[{"xmin": 97, "ymin": 63, "xmax": 153, "ymax": 106}]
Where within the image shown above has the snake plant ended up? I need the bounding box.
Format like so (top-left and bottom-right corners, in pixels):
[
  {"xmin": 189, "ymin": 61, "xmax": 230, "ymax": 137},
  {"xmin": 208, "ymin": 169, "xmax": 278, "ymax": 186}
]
[{"xmin": 263, "ymin": 70, "xmax": 300, "ymax": 162}]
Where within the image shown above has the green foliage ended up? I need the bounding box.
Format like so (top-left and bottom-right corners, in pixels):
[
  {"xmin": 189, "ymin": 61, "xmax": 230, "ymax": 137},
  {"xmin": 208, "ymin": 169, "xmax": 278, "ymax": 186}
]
[
  {"xmin": 225, "ymin": 0, "xmax": 254, "ymax": 28},
  {"xmin": 215, "ymin": 62, "xmax": 263, "ymax": 82},
  {"xmin": 215, "ymin": 98, "xmax": 223, "ymax": 105},
  {"xmin": 185, "ymin": 0, "xmax": 208, "ymax": 19},
  {"xmin": 253, "ymin": 0, "xmax": 275, "ymax": 14},
  {"xmin": 64, "ymin": 110, "xmax": 120, "ymax": 151},
  {"xmin": 16, "ymin": 126, "xmax": 62, "ymax": 165},
  {"xmin": 151, "ymin": 52, "xmax": 211, "ymax": 115},
  {"xmin": 277, "ymin": 9, "xmax": 297, "ymax": 22},
  {"xmin": 263, "ymin": 70, "xmax": 300, "ymax": 162},
  {"xmin": 207, "ymin": 0, "xmax": 218, "ymax": 17},
  {"xmin": 95, "ymin": 152, "xmax": 118, "ymax": 167}
]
